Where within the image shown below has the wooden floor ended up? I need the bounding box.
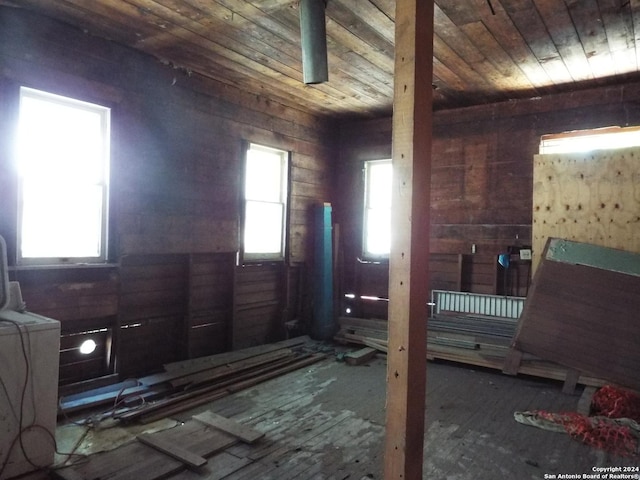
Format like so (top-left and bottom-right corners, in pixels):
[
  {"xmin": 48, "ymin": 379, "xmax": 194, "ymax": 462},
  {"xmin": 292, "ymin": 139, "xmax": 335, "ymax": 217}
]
[{"xmin": 49, "ymin": 351, "xmax": 632, "ymax": 480}]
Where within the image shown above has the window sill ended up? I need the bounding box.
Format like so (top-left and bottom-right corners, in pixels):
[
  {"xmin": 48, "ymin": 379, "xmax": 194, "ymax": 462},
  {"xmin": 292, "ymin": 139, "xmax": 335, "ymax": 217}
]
[{"xmin": 9, "ymin": 263, "xmax": 118, "ymax": 272}]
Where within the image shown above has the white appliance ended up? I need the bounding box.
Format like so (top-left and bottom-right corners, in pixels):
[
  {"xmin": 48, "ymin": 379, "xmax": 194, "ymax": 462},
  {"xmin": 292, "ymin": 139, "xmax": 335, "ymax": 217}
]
[{"xmin": 0, "ymin": 237, "xmax": 60, "ymax": 479}]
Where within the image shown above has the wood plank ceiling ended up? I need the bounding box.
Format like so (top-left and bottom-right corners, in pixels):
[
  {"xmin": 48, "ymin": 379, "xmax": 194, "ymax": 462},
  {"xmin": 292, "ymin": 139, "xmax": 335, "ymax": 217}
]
[{"xmin": 4, "ymin": 0, "xmax": 640, "ymax": 118}]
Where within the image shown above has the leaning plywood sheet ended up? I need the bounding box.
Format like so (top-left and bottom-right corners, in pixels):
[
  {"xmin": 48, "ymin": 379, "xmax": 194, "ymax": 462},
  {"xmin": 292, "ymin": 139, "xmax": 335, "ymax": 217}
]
[{"xmin": 512, "ymin": 238, "xmax": 640, "ymax": 392}]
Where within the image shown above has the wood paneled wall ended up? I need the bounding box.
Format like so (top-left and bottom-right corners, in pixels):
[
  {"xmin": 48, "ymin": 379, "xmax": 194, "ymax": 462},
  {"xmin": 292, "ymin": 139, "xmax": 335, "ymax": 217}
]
[
  {"xmin": 0, "ymin": 7, "xmax": 333, "ymax": 383},
  {"xmin": 336, "ymin": 81, "xmax": 640, "ymax": 308}
]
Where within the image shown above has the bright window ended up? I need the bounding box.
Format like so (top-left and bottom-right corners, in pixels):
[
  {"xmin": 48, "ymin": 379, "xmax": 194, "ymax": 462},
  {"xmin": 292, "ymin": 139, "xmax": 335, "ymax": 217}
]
[
  {"xmin": 16, "ymin": 87, "xmax": 110, "ymax": 264},
  {"xmin": 363, "ymin": 159, "xmax": 392, "ymax": 257},
  {"xmin": 540, "ymin": 126, "xmax": 640, "ymax": 154},
  {"xmin": 242, "ymin": 143, "xmax": 289, "ymax": 260}
]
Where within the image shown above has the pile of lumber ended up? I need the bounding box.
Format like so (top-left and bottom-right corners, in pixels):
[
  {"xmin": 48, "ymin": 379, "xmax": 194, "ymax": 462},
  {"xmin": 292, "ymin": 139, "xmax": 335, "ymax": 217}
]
[
  {"xmin": 59, "ymin": 336, "xmax": 325, "ymax": 424},
  {"xmin": 334, "ymin": 314, "xmax": 514, "ymax": 360},
  {"xmin": 335, "ymin": 316, "xmax": 606, "ymax": 388}
]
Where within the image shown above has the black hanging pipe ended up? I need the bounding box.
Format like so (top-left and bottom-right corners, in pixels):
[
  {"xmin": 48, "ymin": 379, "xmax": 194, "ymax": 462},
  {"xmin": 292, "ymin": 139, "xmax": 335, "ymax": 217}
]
[{"xmin": 299, "ymin": 0, "xmax": 328, "ymax": 84}]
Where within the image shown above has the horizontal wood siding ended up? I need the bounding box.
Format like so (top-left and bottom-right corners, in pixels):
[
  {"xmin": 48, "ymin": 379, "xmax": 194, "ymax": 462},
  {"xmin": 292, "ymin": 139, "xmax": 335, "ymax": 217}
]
[
  {"xmin": 0, "ymin": 9, "xmax": 334, "ymax": 383},
  {"xmin": 9, "ymin": 267, "xmax": 119, "ymax": 384},
  {"xmin": 429, "ymin": 254, "xmax": 462, "ymax": 293},
  {"xmin": 233, "ymin": 264, "xmax": 284, "ymax": 349},
  {"xmin": 118, "ymin": 255, "xmax": 188, "ymax": 376},
  {"xmin": 336, "ymin": 85, "xmax": 640, "ymax": 310},
  {"xmin": 460, "ymin": 254, "xmax": 497, "ymax": 295},
  {"xmin": 188, "ymin": 253, "xmax": 235, "ymax": 359}
]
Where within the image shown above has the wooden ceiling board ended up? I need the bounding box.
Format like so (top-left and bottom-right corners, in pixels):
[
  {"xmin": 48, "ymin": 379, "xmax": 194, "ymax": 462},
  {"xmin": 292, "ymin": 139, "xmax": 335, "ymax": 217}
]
[
  {"xmin": 631, "ymin": 0, "xmax": 640, "ymax": 70},
  {"xmin": 501, "ymin": 0, "xmax": 575, "ymax": 86},
  {"xmin": 465, "ymin": 0, "xmax": 553, "ymax": 90},
  {"xmin": 4, "ymin": 0, "xmax": 640, "ymax": 117},
  {"xmin": 566, "ymin": 0, "xmax": 616, "ymax": 79},
  {"xmin": 532, "ymin": 0, "xmax": 594, "ymax": 83},
  {"xmin": 598, "ymin": 0, "xmax": 638, "ymax": 75}
]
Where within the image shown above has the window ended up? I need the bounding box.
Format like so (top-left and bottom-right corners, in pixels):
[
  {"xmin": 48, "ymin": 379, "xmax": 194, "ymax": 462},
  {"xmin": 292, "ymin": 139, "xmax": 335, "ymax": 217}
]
[
  {"xmin": 15, "ymin": 87, "xmax": 110, "ymax": 265},
  {"xmin": 540, "ymin": 126, "xmax": 640, "ymax": 154},
  {"xmin": 363, "ymin": 159, "xmax": 392, "ymax": 258},
  {"xmin": 242, "ymin": 142, "xmax": 289, "ymax": 261}
]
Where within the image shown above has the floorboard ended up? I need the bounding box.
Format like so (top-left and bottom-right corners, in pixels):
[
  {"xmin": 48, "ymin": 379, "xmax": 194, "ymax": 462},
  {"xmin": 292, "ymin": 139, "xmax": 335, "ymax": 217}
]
[{"xmin": 49, "ymin": 350, "xmax": 633, "ymax": 480}]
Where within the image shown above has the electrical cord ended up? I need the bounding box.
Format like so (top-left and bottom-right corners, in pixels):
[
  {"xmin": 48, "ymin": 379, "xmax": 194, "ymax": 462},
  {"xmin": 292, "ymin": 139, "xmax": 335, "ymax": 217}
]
[
  {"xmin": 0, "ymin": 317, "xmax": 32, "ymax": 477},
  {"xmin": 0, "ymin": 317, "xmax": 86, "ymax": 477}
]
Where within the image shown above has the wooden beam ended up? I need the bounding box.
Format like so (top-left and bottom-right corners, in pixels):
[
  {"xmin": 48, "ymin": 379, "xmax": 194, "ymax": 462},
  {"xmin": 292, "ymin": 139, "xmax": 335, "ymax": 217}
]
[{"xmin": 384, "ymin": 1, "xmax": 434, "ymax": 479}]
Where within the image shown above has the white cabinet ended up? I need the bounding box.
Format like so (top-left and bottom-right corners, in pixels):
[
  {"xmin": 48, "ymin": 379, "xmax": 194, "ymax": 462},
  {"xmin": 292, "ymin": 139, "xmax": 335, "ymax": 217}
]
[{"xmin": 0, "ymin": 310, "xmax": 60, "ymax": 479}]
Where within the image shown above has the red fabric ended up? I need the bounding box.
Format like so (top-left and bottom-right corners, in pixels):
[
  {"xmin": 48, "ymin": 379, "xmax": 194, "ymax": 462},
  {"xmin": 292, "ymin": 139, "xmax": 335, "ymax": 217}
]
[
  {"xmin": 591, "ymin": 385, "xmax": 640, "ymax": 421},
  {"xmin": 533, "ymin": 385, "xmax": 640, "ymax": 458}
]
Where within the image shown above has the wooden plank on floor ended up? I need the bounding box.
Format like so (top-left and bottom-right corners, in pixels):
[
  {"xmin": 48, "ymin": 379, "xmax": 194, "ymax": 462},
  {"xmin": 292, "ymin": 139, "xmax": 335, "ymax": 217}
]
[
  {"xmin": 193, "ymin": 411, "xmax": 265, "ymax": 444},
  {"xmin": 135, "ymin": 354, "xmax": 327, "ymax": 424},
  {"xmin": 345, "ymin": 347, "xmax": 377, "ymax": 365},
  {"xmin": 167, "ymin": 452, "xmax": 253, "ymax": 480},
  {"xmin": 162, "ymin": 336, "xmax": 310, "ymax": 373},
  {"xmin": 56, "ymin": 421, "xmax": 238, "ymax": 480},
  {"xmin": 56, "ymin": 441, "xmax": 183, "ymax": 480},
  {"xmin": 137, "ymin": 433, "xmax": 208, "ymax": 468}
]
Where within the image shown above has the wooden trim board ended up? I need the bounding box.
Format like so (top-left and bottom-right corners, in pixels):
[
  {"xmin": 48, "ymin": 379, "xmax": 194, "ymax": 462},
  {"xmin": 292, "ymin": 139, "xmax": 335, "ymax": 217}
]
[
  {"xmin": 193, "ymin": 411, "xmax": 264, "ymax": 444},
  {"xmin": 137, "ymin": 433, "xmax": 207, "ymax": 468}
]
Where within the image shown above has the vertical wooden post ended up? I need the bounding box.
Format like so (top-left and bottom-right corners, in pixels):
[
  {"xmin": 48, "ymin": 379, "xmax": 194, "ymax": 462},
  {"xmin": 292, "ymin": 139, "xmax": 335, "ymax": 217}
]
[{"xmin": 384, "ymin": 1, "xmax": 434, "ymax": 479}]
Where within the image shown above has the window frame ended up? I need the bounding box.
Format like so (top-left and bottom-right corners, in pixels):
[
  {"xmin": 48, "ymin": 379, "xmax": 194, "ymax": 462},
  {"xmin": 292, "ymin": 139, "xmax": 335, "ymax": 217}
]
[
  {"xmin": 539, "ymin": 125, "xmax": 640, "ymax": 154},
  {"xmin": 240, "ymin": 141, "xmax": 290, "ymax": 263},
  {"xmin": 362, "ymin": 158, "xmax": 392, "ymax": 260},
  {"xmin": 15, "ymin": 86, "xmax": 111, "ymax": 266}
]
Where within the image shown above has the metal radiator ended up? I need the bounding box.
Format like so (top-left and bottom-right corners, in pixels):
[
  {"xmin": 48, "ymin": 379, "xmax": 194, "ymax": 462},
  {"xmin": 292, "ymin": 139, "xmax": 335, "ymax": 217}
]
[{"xmin": 430, "ymin": 290, "xmax": 525, "ymax": 319}]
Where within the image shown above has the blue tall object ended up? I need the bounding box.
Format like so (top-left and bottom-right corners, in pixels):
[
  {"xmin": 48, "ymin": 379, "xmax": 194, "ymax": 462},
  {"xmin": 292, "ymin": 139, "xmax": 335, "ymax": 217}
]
[{"xmin": 312, "ymin": 202, "xmax": 334, "ymax": 340}]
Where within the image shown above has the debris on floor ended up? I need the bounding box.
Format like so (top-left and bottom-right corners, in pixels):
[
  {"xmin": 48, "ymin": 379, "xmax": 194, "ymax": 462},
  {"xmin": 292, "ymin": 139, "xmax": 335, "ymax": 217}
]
[
  {"xmin": 58, "ymin": 336, "xmax": 325, "ymax": 425},
  {"xmin": 514, "ymin": 384, "xmax": 640, "ymax": 458}
]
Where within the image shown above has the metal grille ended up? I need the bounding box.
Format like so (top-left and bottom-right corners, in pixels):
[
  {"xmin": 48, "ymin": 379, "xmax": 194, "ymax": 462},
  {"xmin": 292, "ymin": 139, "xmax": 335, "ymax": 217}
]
[{"xmin": 430, "ymin": 290, "xmax": 525, "ymax": 319}]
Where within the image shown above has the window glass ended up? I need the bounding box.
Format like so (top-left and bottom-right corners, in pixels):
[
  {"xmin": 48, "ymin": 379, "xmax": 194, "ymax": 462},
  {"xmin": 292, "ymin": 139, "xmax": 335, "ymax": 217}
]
[
  {"xmin": 540, "ymin": 126, "xmax": 640, "ymax": 154},
  {"xmin": 363, "ymin": 159, "xmax": 392, "ymax": 257},
  {"xmin": 16, "ymin": 87, "xmax": 110, "ymax": 264},
  {"xmin": 242, "ymin": 143, "xmax": 288, "ymax": 260}
]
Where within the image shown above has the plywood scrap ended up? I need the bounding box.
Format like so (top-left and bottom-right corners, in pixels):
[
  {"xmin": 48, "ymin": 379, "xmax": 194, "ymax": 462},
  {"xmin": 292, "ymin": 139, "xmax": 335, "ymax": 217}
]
[
  {"xmin": 344, "ymin": 347, "xmax": 377, "ymax": 365},
  {"xmin": 137, "ymin": 433, "xmax": 207, "ymax": 468},
  {"xmin": 193, "ymin": 411, "xmax": 264, "ymax": 444}
]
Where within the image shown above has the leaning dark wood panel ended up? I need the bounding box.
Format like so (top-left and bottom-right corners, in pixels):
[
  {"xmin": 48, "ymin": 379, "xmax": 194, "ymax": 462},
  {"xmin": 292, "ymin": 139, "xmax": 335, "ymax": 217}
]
[{"xmin": 512, "ymin": 238, "xmax": 640, "ymax": 391}]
